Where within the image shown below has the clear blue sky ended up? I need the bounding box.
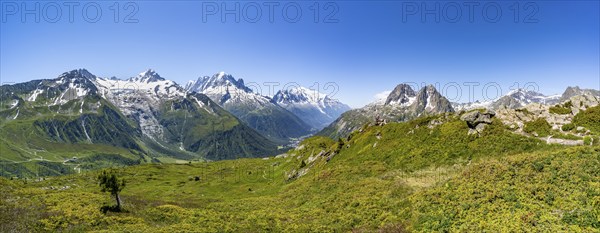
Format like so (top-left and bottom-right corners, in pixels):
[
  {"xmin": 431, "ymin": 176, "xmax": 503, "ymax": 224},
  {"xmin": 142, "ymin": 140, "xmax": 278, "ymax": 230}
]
[{"xmin": 1, "ymin": 1, "xmax": 599, "ymax": 107}]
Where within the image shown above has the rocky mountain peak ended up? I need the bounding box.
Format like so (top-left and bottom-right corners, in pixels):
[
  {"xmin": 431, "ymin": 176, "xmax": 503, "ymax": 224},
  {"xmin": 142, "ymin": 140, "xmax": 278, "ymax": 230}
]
[
  {"xmin": 57, "ymin": 69, "xmax": 97, "ymax": 81},
  {"xmin": 412, "ymin": 85, "xmax": 454, "ymax": 113},
  {"xmin": 129, "ymin": 69, "xmax": 166, "ymax": 83},
  {"xmin": 272, "ymin": 87, "xmax": 324, "ymax": 104},
  {"xmin": 507, "ymin": 88, "xmax": 547, "ymax": 100},
  {"xmin": 54, "ymin": 69, "xmax": 99, "ymax": 93},
  {"xmin": 271, "ymin": 86, "xmax": 350, "ymax": 131},
  {"xmin": 186, "ymin": 72, "xmax": 252, "ymax": 96},
  {"xmin": 384, "ymin": 84, "xmax": 416, "ymax": 105},
  {"xmin": 560, "ymin": 86, "xmax": 600, "ymax": 102}
]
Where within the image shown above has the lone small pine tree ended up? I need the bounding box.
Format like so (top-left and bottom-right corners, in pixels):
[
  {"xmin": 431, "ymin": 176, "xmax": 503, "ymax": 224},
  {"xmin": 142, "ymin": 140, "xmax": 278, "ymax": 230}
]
[
  {"xmin": 98, "ymin": 170, "xmax": 126, "ymax": 211},
  {"xmin": 334, "ymin": 137, "xmax": 344, "ymax": 153}
]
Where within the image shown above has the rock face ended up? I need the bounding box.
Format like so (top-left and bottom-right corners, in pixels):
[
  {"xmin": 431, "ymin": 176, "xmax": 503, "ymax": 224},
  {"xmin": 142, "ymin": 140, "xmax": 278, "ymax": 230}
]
[
  {"xmin": 410, "ymin": 85, "xmax": 455, "ymax": 114},
  {"xmin": 560, "ymin": 86, "xmax": 600, "ymax": 102},
  {"xmin": 385, "ymin": 84, "xmax": 416, "ymax": 105},
  {"xmin": 568, "ymin": 94, "xmax": 600, "ymax": 115},
  {"xmin": 461, "ymin": 110, "xmax": 496, "ymax": 135},
  {"xmin": 490, "ymin": 95, "xmax": 525, "ymax": 110}
]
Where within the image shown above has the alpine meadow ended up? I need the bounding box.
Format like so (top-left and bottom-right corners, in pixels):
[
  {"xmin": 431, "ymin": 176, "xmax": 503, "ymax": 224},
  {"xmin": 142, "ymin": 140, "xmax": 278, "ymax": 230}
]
[{"xmin": 1, "ymin": 1, "xmax": 599, "ymax": 232}]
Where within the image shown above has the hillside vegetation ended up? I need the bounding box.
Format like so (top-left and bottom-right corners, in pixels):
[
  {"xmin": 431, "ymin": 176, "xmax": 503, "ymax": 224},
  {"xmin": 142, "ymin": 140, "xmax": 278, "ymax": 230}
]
[
  {"xmin": 0, "ymin": 71, "xmax": 282, "ymax": 179},
  {"xmin": 2, "ymin": 113, "xmax": 598, "ymax": 232}
]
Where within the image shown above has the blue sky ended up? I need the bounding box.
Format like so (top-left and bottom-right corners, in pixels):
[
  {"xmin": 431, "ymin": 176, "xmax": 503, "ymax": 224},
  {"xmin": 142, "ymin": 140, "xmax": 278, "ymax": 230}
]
[{"xmin": 1, "ymin": 1, "xmax": 599, "ymax": 107}]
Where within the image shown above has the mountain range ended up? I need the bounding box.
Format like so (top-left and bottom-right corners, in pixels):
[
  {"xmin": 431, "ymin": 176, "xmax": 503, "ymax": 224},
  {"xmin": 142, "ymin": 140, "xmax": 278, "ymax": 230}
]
[
  {"xmin": 271, "ymin": 86, "xmax": 351, "ymax": 130},
  {"xmin": 452, "ymin": 86, "xmax": 600, "ymax": 111},
  {"xmin": 184, "ymin": 72, "xmax": 312, "ymax": 143},
  {"xmin": 1, "ymin": 69, "xmax": 598, "ymax": 177},
  {"xmin": 319, "ymin": 83, "xmax": 599, "ymax": 139},
  {"xmin": 0, "ymin": 69, "xmax": 280, "ymax": 170},
  {"xmin": 0, "ymin": 69, "xmax": 354, "ymax": 174},
  {"xmin": 5, "ymin": 79, "xmax": 598, "ymax": 231}
]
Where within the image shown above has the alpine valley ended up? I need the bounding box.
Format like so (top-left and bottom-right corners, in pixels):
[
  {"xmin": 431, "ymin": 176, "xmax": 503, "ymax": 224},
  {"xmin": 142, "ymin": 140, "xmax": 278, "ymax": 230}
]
[
  {"xmin": 185, "ymin": 72, "xmax": 312, "ymax": 143},
  {"xmin": 0, "ymin": 69, "xmax": 350, "ymax": 177},
  {"xmin": 1, "ymin": 70, "xmax": 600, "ymax": 232}
]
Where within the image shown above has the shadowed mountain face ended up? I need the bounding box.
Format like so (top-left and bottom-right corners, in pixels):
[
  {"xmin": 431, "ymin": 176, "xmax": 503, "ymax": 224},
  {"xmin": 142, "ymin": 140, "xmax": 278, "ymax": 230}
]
[{"xmin": 185, "ymin": 72, "xmax": 312, "ymax": 143}]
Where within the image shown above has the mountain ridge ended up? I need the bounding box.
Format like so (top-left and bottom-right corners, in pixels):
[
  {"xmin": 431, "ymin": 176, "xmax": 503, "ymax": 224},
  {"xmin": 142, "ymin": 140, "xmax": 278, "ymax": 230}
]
[
  {"xmin": 0, "ymin": 69, "xmax": 280, "ymax": 176},
  {"xmin": 453, "ymin": 86, "xmax": 599, "ymax": 111},
  {"xmin": 185, "ymin": 72, "xmax": 313, "ymax": 143},
  {"xmin": 271, "ymin": 86, "xmax": 351, "ymax": 130}
]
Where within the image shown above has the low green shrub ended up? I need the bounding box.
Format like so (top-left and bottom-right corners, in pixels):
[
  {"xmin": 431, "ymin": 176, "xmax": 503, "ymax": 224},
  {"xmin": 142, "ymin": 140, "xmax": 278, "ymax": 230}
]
[
  {"xmin": 549, "ymin": 101, "xmax": 573, "ymax": 115},
  {"xmin": 573, "ymin": 106, "xmax": 600, "ymax": 134},
  {"xmin": 583, "ymin": 136, "xmax": 592, "ymax": 146},
  {"xmin": 549, "ymin": 106, "xmax": 571, "ymax": 115},
  {"xmin": 551, "ymin": 133, "xmax": 582, "ymax": 140},
  {"xmin": 523, "ymin": 118, "xmax": 552, "ymax": 137},
  {"xmin": 561, "ymin": 123, "xmax": 575, "ymax": 132}
]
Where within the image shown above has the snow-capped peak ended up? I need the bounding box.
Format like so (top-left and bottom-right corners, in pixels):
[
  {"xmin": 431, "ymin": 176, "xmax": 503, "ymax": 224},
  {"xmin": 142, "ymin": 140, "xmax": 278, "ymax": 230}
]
[
  {"xmin": 16, "ymin": 69, "xmax": 101, "ymax": 105},
  {"xmin": 129, "ymin": 69, "xmax": 165, "ymax": 83},
  {"xmin": 217, "ymin": 71, "xmax": 226, "ymax": 79},
  {"xmin": 454, "ymin": 88, "xmax": 563, "ymax": 111},
  {"xmin": 272, "ymin": 86, "xmax": 326, "ymax": 105},
  {"xmin": 272, "ymin": 86, "xmax": 351, "ymax": 130},
  {"xmin": 185, "ymin": 72, "xmax": 265, "ymax": 105},
  {"xmin": 507, "ymin": 88, "xmax": 544, "ymax": 98},
  {"xmin": 186, "ymin": 72, "xmax": 251, "ymax": 95},
  {"xmin": 139, "ymin": 69, "xmax": 155, "ymax": 77},
  {"xmin": 95, "ymin": 69, "xmax": 184, "ymax": 99},
  {"xmin": 55, "ymin": 69, "xmax": 97, "ymax": 83},
  {"xmin": 505, "ymin": 88, "xmax": 559, "ymax": 105}
]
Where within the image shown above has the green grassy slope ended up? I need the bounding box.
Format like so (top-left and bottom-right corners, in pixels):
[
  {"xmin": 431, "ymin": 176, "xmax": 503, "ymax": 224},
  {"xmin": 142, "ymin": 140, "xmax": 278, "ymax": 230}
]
[
  {"xmin": 151, "ymin": 94, "xmax": 279, "ymax": 160},
  {"xmin": 0, "ymin": 97, "xmax": 146, "ymax": 177},
  {"xmin": 409, "ymin": 146, "xmax": 600, "ymax": 232},
  {"xmin": 574, "ymin": 105, "xmax": 600, "ymax": 134},
  {"xmin": 224, "ymin": 102, "xmax": 313, "ymax": 144},
  {"xmin": 2, "ymin": 113, "xmax": 598, "ymax": 232},
  {"xmin": 0, "ymin": 84, "xmax": 280, "ymax": 177}
]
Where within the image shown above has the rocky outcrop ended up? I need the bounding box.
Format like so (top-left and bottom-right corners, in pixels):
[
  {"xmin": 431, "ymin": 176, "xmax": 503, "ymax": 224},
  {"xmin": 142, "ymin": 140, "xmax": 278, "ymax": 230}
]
[
  {"xmin": 545, "ymin": 136, "xmax": 584, "ymax": 146},
  {"xmin": 568, "ymin": 94, "xmax": 600, "ymax": 115},
  {"xmin": 461, "ymin": 110, "xmax": 496, "ymax": 135},
  {"xmin": 495, "ymin": 94, "xmax": 599, "ymax": 135}
]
